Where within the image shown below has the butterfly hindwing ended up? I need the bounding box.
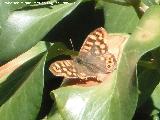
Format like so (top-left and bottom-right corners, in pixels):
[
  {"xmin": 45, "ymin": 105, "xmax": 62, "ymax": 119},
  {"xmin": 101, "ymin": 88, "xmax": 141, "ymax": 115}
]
[{"xmin": 103, "ymin": 52, "xmax": 117, "ymax": 73}]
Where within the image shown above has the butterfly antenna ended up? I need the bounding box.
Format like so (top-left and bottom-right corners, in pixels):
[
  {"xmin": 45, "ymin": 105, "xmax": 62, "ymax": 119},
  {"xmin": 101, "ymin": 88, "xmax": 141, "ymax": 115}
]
[{"xmin": 69, "ymin": 38, "xmax": 75, "ymax": 51}]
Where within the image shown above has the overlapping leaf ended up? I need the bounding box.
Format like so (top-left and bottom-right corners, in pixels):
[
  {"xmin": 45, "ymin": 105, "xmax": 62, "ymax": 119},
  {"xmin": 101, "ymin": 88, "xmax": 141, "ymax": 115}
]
[
  {"xmin": 0, "ymin": 0, "xmax": 82, "ymax": 63},
  {"xmin": 0, "ymin": 41, "xmax": 50, "ymax": 119}
]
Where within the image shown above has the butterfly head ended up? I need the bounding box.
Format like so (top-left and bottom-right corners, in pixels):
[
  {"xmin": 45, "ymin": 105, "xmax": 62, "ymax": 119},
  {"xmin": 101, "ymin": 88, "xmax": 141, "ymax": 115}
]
[{"xmin": 74, "ymin": 57, "xmax": 83, "ymax": 64}]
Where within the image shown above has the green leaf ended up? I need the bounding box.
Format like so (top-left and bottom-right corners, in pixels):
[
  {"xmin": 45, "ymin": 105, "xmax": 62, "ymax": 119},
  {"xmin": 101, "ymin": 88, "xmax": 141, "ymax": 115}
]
[
  {"xmin": 151, "ymin": 82, "xmax": 160, "ymax": 110},
  {"xmin": 137, "ymin": 69, "xmax": 160, "ymax": 106},
  {"xmin": 0, "ymin": 0, "xmax": 82, "ymax": 63},
  {"xmin": 136, "ymin": 46, "xmax": 160, "ymax": 106},
  {"xmin": 0, "ymin": 41, "xmax": 49, "ymax": 120},
  {"xmin": 98, "ymin": 1, "xmax": 139, "ymax": 33},
  {"xmin": 47, "ymin": 42, "xmax": 78, "ymax": 62},
  {"xmin": 0, "ymin": 53, "xmax": 46, "ymax": 120},
  {"xmin": 48, "ymin": 5, "xmax": 160, "ymax": 120},
  {"xmin": 0, "ymin": 0, "xmax": 10, "ymax": 29},
  {"xmin": 120, "ymin": 5, "xmax": 160, "ymax": 118},
  {"xmin": 99, "ymin": 0, "xmax": 129, "ymax": 4},
  {"xmin": 9, "ymin": 0, "xmax": 37, "ymax": 11},
  {"xmin": 0, "ymin": 41, "xmax": 50, "ymax": 82},
  {"xmin": 142, "ymin": 0, "xmax": 158, "ymax": 6},
  {"xmin": 47, "ymin": 107, "xmax": 63, "ymax": 120},
  {"xmin": 0, "ymin": 0, "xmax": 38, "ymax": 32}
]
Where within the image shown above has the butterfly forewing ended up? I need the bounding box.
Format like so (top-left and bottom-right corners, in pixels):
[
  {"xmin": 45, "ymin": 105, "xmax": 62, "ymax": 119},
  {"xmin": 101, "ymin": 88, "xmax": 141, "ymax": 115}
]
[
  {"xmin": 49, "ymin": 60, "xmax": 78, "ymax": 78},
  {"xmin": 79, "ymin": 27, "xmax": 108, "ymax": 56}
]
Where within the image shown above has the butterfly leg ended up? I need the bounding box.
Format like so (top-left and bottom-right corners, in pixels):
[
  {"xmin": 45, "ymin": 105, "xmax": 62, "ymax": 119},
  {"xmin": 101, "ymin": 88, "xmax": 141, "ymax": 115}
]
[{"xmin": 77, "ymin": 73, "xmax": 88, "ymax": 80}]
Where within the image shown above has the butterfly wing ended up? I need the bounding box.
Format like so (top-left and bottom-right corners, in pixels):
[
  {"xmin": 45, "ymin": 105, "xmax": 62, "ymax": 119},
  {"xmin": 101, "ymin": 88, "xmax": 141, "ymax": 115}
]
[
  {"xmin": 79, "ymin": 27, "xmax": 108, "ymax": 56},
  {"xmin": 49, "ymin": 60, "xmax": 78, "ymax": 78},
  {"xmin": 78, "ymin": 27, "xmax": 117, "ymax": 74}
]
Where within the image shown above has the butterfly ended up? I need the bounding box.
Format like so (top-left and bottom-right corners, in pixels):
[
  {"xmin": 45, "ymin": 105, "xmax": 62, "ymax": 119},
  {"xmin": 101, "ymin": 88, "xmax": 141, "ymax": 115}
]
[{"xmin": 49, "ymin": 27, "xmax": 117, "ymax": 81}]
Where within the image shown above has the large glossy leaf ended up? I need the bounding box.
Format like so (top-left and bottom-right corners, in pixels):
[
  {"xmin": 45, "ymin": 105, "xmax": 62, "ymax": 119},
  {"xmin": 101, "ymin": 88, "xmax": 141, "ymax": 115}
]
[
  {"xmin": 142, "ymin": 0, "xmax": 158, "ymax": 6},
  {"xmin": 0, "ymin": 0, "xmax": 82, "ymax": 63},
  {"xmin": 134, "ymin": 73, "xmax": 160, "ymax": 119},
  {"xmin": 151, "ymin": 82, "xmax": 160, "ymax": 113},
  {"xmin": 0, "ymin": 41, "xmax": 49, "ymax": 119},
  {"xmin": 0, "ymin": 52, "xmax": 47, "ymax": 120},
  {"xmin": 47, "ymin": 106, "xmax": 63, "ymax": 120},
  {"xmin": 135, "ymin": 46, "xmax": 160, "ymax": 107},
  {"xmin": 48, "ymin": 5, "xmax": 160, "ymax": 120},
  {"xmin": 97, "ymin": 0, "xmax": 139, "ymax": 33},
  {"xmin": 0, "ymin": 0, "xmax": 39, "ymax": 34},
  {"xmin": 100, "ymin": 0, "xmax": 128, "ymax": 3},
  {"xmin": 9, "ymin": 0, "xmax": 37, "ymax": 11},
  {"xmin": 137, "ymin": 69, "xmax": 160, "ymax": 106},
  {"xmin": 0, "ymin": 0, "xmax": 10, "ymax": 30},
  {"xmin": 119, "ymin": 5, "xmax": 160, "ymax": 119},
  {"xmin": 0, "ymin": 41, "xmax": 49, "ymax": 82}
]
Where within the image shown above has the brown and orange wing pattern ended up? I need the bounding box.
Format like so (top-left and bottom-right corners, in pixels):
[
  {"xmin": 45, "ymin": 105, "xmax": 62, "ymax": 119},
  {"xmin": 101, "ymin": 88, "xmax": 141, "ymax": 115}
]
[
  {"xmin": 49, "ymin": 60, "xmax": 78, "ymax": 78},
  {"xmin": 79, "ymin": 27, "xmax": 109, "ymax": 56}
]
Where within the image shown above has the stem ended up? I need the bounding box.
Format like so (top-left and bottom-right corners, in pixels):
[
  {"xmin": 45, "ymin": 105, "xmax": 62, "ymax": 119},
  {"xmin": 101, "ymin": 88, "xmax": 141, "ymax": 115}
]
[{"xmin": 139, "ymin": 1, "xmax": 149, "ymax": 13}]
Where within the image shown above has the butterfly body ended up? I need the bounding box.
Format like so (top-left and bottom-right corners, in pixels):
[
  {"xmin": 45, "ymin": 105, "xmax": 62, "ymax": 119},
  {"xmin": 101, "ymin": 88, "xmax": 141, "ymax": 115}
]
[{"xmin": 49, "ymin": 27, "xmax": 117, "ymax": 81}]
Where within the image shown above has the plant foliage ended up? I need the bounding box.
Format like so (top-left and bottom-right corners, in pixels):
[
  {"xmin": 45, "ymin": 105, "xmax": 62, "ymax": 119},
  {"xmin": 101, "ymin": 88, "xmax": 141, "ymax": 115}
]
[{"xmin": 0, "ymin": 0, "xmax": 160, "ymax": 120}]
